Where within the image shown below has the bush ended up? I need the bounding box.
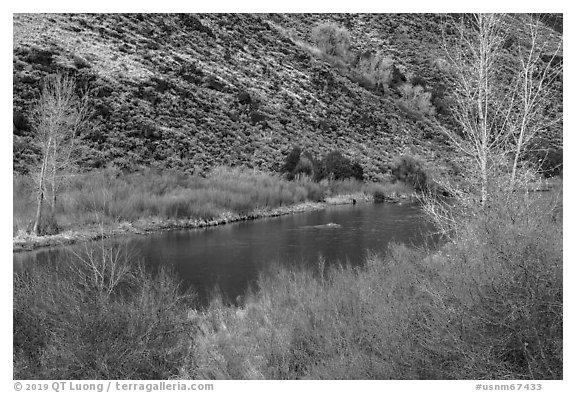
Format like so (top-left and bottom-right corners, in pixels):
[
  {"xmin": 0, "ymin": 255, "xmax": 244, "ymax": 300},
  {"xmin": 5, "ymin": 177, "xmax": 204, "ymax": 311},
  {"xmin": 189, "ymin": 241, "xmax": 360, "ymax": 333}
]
[
  {"xmin": 366, "ymin": 182, "xmax": 413, "ymax": 202},
  {"xmin": 319, "ymin": 150, "xmax": 353, "ymax": 181},
  {"xmin": 282, "ymin": 146, "xmax": 302, "ymax": 179},
  {"xmin": 355, "ymin": 51, "xmax": 394, "ymax": 91},
  {"xmin": 282, "ymin": 147, "xmax": 322, "ymax": 181},
  {"xmin": 311, "ymin": 23, "xmax": 351, "ymax": 61},
  {"xmin": 293, "ymin": 155, "xmax": 315, "ymax": 178},
  {"xmin": 398, "ymin": 83, "xmax": 436, "ymax": 117},
  {"xmin": 350, "ymin": 161, "xmax": 364, "ymax": 181},
  {"xmin": 390, "ymin": 155, "xmax": 428, "ymax": 191},
  {"xmin": 14, "ymin": 243, "xmax": 196, "ymax": 379}
]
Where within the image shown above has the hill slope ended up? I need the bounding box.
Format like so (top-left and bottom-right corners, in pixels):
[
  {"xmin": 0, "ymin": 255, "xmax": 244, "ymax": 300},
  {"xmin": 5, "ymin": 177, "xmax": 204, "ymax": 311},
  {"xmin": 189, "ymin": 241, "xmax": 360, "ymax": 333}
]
[{"xmin": 12, "ymin": 13, "xmax": 562, "ymax": 179}]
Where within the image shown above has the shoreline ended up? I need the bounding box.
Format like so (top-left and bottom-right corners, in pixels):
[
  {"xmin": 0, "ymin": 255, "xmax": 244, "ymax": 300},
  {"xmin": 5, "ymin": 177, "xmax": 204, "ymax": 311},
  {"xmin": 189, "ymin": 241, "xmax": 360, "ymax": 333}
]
[{"xmin": 14, "ymin": 192, "xmax": 410, "ymax": 253}]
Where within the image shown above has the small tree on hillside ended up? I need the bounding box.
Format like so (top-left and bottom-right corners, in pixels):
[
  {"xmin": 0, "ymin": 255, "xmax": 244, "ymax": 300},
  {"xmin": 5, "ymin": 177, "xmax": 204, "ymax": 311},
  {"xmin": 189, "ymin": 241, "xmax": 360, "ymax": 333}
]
[
  {"xmin": 282, "ymin": 146, "xmax": 302, "ymax": 180},
  {"xmin": 321, "ymin": 150, "xmax": 356, "ymax": 181},
  {"xmin": 31, "ymin": 74, "xmax": 90, "ymax": 235}
]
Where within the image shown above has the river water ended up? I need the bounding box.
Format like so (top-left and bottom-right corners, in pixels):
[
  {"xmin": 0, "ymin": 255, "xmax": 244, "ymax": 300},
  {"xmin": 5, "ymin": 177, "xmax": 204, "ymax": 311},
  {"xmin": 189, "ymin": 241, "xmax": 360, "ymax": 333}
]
[{"xmin": 13, "ymin": 202, "xmax": 438, "ymax": 305}]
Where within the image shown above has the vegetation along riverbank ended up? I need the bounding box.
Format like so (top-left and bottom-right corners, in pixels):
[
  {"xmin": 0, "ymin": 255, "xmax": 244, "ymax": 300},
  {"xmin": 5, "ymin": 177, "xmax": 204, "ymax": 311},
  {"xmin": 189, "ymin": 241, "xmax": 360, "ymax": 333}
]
[
  {"xmin": 14, "ymin": 184, "xmax": 562, "ymax": 379},
  {"xmin": 13, "ymin": 165, "xmax": 416, "ymax": 252}
]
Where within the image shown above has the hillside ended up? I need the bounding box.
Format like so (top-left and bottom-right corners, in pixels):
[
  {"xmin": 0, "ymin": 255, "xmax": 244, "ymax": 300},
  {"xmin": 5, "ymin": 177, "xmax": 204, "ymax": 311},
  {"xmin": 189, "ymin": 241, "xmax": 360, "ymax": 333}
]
[{"xmin": 12, "ymin": 13, "xmax": 562, "ymax": 179}]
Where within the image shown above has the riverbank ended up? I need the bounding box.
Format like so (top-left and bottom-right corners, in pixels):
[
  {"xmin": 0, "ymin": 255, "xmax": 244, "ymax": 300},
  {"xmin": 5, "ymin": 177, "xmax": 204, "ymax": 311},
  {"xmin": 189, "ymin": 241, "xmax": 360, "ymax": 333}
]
[{"xmin": 14, "ymin": 191, "xmax": 408, "ymax": 252}]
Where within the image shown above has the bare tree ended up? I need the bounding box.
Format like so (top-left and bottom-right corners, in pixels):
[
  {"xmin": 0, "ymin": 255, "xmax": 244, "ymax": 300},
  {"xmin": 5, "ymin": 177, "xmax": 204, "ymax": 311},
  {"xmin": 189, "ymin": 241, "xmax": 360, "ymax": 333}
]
[
  {"xmin": 508, "ymin": 15, "xmax": 563, "ymax": 183},
  {"xmin": 440, "ymin": 14, "xmax": 562, "ymax": 205},
  {"xmin": 31, "ymin": 74, "xmax": 89, "ymax": 235},
  {"xmin": 441, "ymin": 13, "xmax": 511, "ymax": 206}
]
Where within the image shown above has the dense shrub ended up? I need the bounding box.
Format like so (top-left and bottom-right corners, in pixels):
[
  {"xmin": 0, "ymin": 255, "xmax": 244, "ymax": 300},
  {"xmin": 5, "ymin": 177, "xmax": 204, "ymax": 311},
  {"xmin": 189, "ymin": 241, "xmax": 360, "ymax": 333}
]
[
  {"xmin": 282, "ymin": 147, "xmax": 320, "ymax": 180},
  {"xmin": 282, "ymin": 147, "xmax": 362, "ymax": 183},
  {"xmin": 14, "ymin": 244, "xmax": 196, "ymax": 379},
  {"xmin": 388, "ymin": 64, "xmax": 407, "ymax": 89},
  {"xmin": 319, "ymin": 150, "xmax": 363, "ymax": 181},
  {"xmin": 311, "ymin": 23, "xmax": 351, "ymax": 61},
  {"xmin": 366, "ymin": 181, "xmax": 414, "ymax": 202},
  {"xmin": 398, "ymin": 83, "xmax": 436, "ymax": 117},
  {"xmin": 355, "ymin": 51, "xmax": 394, "ymax": 91},
  {"xmin": 282, "ymin": 146, "xmax": 302, "ymax": 179},
  {"xmin": 293, "ymin": 154, "xmax": 315, "ymax": 178},
  {"xmin": 350, "ymin": 161, "xmax": 364, "ymax": 181},
  {"xmin": 390, "ymin": 155, "xmax": 428, "ymax": 191}
]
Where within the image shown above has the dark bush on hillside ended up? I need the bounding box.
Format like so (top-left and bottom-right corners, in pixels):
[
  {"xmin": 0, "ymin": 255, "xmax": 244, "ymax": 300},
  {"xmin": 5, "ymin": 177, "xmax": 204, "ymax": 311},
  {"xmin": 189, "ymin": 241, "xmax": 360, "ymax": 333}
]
[
  {"xmin": 391, "ymin": 155, "xmax": 428, "ymax": 191},
  {"xmin": 311, "ymin": 23, "xmax": 351, "ymax": 61},
  {"xmin": 293, "ymin": 151, "xmax": 316, "ymax": 179},
  {"xmin": 388, "ymin": 65, "xmax": 407, "ymax": 89},
  {"xmin": 350, "ymin": 161, "xmax": 364, "ymax": 181},
  {"xmin": 282, "ymin": 146, "xmax": 302, "ymax": 179},
  {"xmin": 283, "ymin": 146, "xmax": 319, "ymax": 180},
  {"xmin": 409, "ymin": 74, "xmax": 427, "ymax": 88},
  {"xmin": 282, "ymin": 147, "xmax": 362, "ymax": 182},
  {"xmin": 319, "ymin": 150, "xmax": 363, "ymax": 181}
]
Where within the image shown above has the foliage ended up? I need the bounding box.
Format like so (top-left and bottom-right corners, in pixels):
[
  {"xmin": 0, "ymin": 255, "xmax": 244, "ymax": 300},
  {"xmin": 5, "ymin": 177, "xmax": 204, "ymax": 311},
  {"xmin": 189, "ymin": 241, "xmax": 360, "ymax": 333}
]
[
  {"xmin": 281, "ymin": 147, "xmax": 363, "ymax": 182},
  {"xmin": 355, "ymin": 51, "xmax": 394, "ymax": 91},
  {"xmin": 282, "ymin": 146, "xmax": 302, "ymax": 178},
  {"xmin": 318, "ymin": 150, "xmax": 363, "ymax": 181},
  {"xmin": 311, "ymin": 23, "xmax": 351, "ymax": 61},
  {"xmin": 14, "ymin": 186, "xmax": 562, "ymax": 379},
  {"xmin": 397, "ymin": 82, "xmax": 436, "ymax": 117},
  {"xmin": 390, "ymin": 155, "xmax": 428, "ymax": 191},
  {"xmin": 366, "ymin": 181, "xmax": 414, "ymax": 202}
]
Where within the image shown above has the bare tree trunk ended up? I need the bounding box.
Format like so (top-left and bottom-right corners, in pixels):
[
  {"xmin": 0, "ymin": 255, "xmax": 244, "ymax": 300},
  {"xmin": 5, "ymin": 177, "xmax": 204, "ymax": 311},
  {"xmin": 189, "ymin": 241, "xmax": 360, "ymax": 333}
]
[
  {"xmin": 480, "ymin": 155, "xmax": 488, "ymax": 207},
  {"xmin": 33, "ymin": 153, "xmax": 49, "ymax": 235},
  {"xmin": 510, "ymin": 139, "xmax": 522, "ymax": 184}
]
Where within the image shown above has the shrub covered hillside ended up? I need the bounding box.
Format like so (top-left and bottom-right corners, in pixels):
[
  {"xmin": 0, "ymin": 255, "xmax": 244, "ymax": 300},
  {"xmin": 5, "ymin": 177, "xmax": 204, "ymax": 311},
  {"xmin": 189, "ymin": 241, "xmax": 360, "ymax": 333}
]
[{"xmin": 13, "ymin": 14, "xmax": 562, "ymax": 179}]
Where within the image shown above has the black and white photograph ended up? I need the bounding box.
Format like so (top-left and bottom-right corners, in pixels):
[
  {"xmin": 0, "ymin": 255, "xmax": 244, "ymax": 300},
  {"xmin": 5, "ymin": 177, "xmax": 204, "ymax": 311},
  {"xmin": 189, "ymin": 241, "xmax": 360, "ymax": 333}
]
[{"xmin": 10, "ymin": 5, "xmax": 565, "ymax": 387}]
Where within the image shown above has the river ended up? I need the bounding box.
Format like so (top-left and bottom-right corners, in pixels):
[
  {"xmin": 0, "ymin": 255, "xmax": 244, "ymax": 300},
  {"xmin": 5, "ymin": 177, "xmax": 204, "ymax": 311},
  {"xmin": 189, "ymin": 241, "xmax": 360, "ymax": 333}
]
[{"xmin": 13, "ymin": 202, "xmax": 438, "ymax": 305}]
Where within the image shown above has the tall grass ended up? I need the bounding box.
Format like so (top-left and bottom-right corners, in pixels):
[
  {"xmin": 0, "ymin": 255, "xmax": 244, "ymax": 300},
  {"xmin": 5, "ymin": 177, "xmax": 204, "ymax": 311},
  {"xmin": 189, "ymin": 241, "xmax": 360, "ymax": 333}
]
[{"xmin": 13, "ymin": 167, "xmax": 330, "ymax": 234}]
